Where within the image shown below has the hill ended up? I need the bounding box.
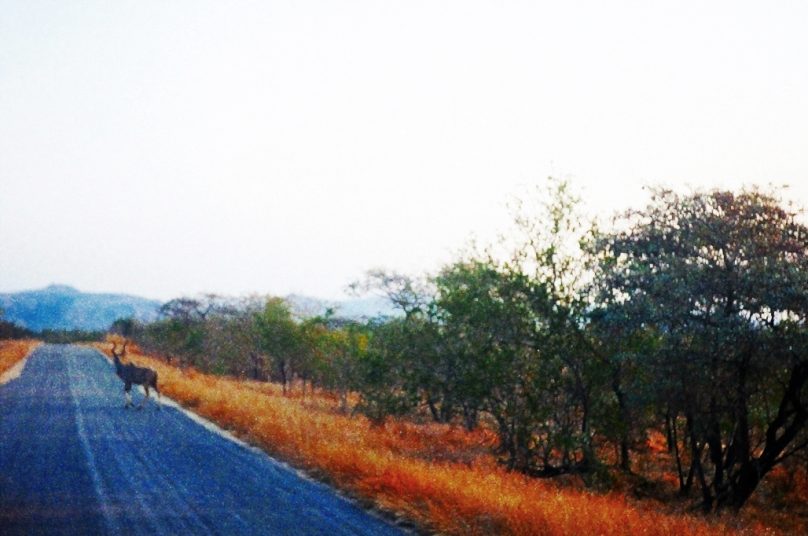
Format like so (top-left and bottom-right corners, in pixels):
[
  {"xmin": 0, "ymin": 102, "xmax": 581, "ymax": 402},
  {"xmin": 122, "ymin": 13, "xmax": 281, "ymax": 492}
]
[
  {"xmin": 0, "ymin": 285, "xmax": 161, "ymax": 332},
  {"xmin": 0, "ymin": 285, "xmax": 398, "ymax": 332}
]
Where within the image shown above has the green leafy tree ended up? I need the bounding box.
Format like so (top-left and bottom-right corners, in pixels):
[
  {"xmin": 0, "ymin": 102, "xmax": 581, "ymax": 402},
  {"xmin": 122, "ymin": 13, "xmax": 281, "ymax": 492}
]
[
  {"xmin": 598, "ymin": 188, "xmax": 808, "ymax": 510},
  {"xmin": 253, "ymin": 297, "xmax": 306, "ymax": 394},
  {"xmin": 354, "ymin": 318, "xmax": 421, "ymax": 423}
]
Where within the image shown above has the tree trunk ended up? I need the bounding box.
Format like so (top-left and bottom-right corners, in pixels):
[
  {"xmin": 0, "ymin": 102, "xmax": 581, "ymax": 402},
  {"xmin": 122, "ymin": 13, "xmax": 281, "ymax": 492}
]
[
  {"xmin": 279, "ymin": 360, "xmax": 288, "ymax": 396},
  {"xmin": 720, "ymin": 361, "xmax": 808, "ymax": 510},
  {"xmin": 339, "ymin": 388, "xmax": 348, "ymax": 414},
  {"xmin": 665, "ymin": 410, "xmax": 675, "ymax": 453},
  {"xmin": 612, "ymin": 367, "xmax": 632, "ymax": 471},
  {"xmin": 669, "ymin": 413, "xmax": 686, "ymax": 492},
  {"xmin": 686, "ymin": 413, "xmax": 713, "ymax": 510},
  {"xmin": 462, "ymin": 403, "xmax": 478, "ymax": 431},
  {"xmin": 426, "ymin": 394, "xmax": 441, "ymax": 423}
]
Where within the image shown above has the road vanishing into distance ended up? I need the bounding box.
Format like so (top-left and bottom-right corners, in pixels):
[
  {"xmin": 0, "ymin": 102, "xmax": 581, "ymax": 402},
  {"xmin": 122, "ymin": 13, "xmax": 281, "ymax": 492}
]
[{"xmin": 0, "ymin": 345, "xmax": 407, "ymax": 535}]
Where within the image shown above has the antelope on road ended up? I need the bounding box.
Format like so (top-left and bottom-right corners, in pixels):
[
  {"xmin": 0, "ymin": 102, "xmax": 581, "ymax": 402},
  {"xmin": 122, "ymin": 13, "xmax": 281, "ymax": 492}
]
[{"xmin": 111, "ymin": 341, "xmax": 160, "ymax": 410}]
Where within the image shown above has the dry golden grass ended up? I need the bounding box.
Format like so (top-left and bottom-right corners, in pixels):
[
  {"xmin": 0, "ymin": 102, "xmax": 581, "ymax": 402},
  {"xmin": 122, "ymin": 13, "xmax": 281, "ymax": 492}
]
[
  {"xmin": 95, "ymin": 340, "xmax": 773, "ymax": 535},
  {"xmin": 0, "ymin": 339, "xmax": 41, "ymax": 378}
]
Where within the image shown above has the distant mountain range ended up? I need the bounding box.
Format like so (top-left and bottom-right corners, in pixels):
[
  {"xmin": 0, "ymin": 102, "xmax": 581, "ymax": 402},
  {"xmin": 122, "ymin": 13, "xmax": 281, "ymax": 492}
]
[
  {"xmin": 0, "ymin": 285, "xmax": 399, "ymax": 332},
  {"xmin": 0, "ymin": 285, "xmax": 162, "ymax": 332}
]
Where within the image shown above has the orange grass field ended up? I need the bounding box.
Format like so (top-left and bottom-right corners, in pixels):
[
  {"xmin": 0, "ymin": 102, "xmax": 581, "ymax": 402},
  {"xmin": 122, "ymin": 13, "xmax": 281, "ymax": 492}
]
[
  {"xmin": 0, "ymin": 339, "xmax": 40, "ymax": 378},
  {"xmin": 94, "ymin": 340, "xmax": 777, "ymax": 536}
]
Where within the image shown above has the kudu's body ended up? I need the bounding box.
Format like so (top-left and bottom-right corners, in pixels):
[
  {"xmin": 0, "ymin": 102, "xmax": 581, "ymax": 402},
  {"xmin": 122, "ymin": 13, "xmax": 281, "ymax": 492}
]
[{"xmin": 111, "ymin": 341, "xmax": 160, "ymax": 409}]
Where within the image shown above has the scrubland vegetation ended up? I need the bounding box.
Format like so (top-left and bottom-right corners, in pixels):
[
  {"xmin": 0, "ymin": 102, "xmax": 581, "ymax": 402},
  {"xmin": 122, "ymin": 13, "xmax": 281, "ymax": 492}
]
[
  {"xmin": 106, "ymin": 181, "xmax": 806, "ymax": 533},
  {"xmin": 100, "ymin": 339, "xmax": 780, "ymax": 535},
  {"xmin": 0, "ymin": 318, "xmax": 33, "ymax": 341}
]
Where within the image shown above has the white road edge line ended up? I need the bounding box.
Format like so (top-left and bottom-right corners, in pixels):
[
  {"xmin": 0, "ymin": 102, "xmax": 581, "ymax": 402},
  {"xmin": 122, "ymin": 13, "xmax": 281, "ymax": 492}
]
[
  {"xmin": 68, "ymin": 351, "xmax": 122, "ymax": 535},
  {"xmin": 135, "ymin": 386, "xmax": 314, "ymax": 477},
  {"xmin": 96, "ymin": 349, "xmax": 263, "ymax": 454},
  {"xmin": 145, "ymin": 387, "xmax": 409, "ymax": 531},
  {"xmin": 97, "ymin": 350, "xmax": 411, "ymax": 532},
  {"xmin": 148, "ymin": 390, "xmax": 256, "ymax": 451},
  {"xmin": 0, "ymin": 354, "xmax": 30, "ymax": 385}
]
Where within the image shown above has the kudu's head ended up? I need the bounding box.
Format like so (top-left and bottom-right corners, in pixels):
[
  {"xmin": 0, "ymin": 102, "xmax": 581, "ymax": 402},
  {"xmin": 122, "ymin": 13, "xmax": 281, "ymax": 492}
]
[{"xmin": 111, "ymin": 340, "xmax": 128, "ymax": 365}]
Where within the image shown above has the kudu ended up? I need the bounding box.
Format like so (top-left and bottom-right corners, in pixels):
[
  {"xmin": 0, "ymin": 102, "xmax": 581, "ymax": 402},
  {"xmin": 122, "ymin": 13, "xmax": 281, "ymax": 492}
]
[{"xmin": 110, "ymin": 341, "xmax": 161, "ymax": 410}]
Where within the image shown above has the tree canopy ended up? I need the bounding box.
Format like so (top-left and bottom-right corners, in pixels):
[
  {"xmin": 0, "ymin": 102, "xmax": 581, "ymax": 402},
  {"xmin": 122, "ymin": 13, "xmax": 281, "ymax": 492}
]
[{"xmin": 119, "ymin": 181, "xmax": 807, "ymax": 512}]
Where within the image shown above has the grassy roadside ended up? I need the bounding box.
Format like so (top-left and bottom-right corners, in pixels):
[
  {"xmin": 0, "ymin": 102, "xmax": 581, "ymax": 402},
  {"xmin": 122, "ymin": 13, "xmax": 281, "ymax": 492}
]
[
  {"xmin": 94, "ymin": 340, "xmax": 768, "ymax": 536},
  {"xmin": 0, "ymin": 340, "xmax": 41, "ymax": 380}
]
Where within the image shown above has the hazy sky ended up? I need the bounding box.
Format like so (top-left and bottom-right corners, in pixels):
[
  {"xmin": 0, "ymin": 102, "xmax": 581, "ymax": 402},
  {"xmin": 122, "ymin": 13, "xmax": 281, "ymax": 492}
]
[{"xmin": 1, "ymin": 1, "xmax": 807, "ymax": 301}]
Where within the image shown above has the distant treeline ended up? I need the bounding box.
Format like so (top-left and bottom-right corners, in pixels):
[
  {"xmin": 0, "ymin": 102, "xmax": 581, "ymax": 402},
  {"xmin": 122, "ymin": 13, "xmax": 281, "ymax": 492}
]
[
  {"xmin": 118, "ymin": 180, "xmax": 808, "ymax": 513},
  {"xmin": 37, "ymin": 329, "xmax": 106, "ymax": 344},
  {"xmin": 0, "ymin": 317, "xmax": 105, "ymax": 344},
  {"xmin": 0, "ymin": 319, "xmax": 32, "ymax": 340}
]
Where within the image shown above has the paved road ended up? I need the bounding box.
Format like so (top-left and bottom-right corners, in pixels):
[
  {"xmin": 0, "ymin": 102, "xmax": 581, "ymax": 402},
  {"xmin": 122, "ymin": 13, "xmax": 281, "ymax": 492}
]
[{"xmin": 0, "ymin": 345, "xmax": 406, "ymax": 535}]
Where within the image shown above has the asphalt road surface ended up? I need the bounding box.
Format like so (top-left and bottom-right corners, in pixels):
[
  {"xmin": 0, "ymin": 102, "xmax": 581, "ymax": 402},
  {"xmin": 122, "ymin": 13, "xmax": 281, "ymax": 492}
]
[{"xmin": 0, "ymin": 345, "xmax": 407, "ymax": 535}]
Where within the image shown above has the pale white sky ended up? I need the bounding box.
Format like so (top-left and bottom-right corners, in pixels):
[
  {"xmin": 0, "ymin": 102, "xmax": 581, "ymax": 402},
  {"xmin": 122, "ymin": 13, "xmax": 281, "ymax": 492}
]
[{"xmin": 1, "ymin": 0, "xmax": 806, "ymax": 301}]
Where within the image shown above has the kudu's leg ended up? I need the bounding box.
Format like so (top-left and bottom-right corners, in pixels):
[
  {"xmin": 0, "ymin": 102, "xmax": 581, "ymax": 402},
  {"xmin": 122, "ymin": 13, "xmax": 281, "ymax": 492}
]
[
  {"xmin": 138, "ymin": 385, "xmax": 150, "ymax": 410},
  {"xmin": 124, "ymin": 384, "xmax": 133, "ymax": 408},
  {"xmin": 153, "ymin": 380, "xmax": 162, "ymax": 410}
]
